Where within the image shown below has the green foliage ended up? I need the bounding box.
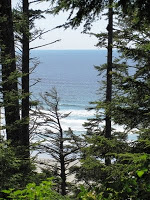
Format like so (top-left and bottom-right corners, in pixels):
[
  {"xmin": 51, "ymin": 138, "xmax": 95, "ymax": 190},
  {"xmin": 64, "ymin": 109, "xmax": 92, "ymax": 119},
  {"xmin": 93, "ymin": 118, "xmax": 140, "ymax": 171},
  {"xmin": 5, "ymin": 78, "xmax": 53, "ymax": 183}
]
[
  {"xmin": 72, "ymin": 6, "xmax": 150, "ymax": 199},
  {"xmin": 78, "ymin": 185, "xmax": 102, "ymax": 200},
  {"xmin": 78, "ymin": 153, "xmax": 150, "ymax": 200},
  {"xmin": 0, "ymin": 137, "xmax": 40, "ymax": 198},
  {"xmin": 117, "ymin": 0, "xmax": 150, "ymax": 25},
  {"xmin": 50, "ymin": 0, "xmax": 108, "ymax": 31},
  {"xmin": 2, "ymin": 178, "xmax": 70, "ymax": 200},
  {"xmin": 13, "ymin": 6, "xmax": 46, "ymax": 42},
  {"xmin": 0, "ymin": 138, "xmax": 22, "ymax": 192},
  {"xmin": 109, "ymin": 8, "xmax": 150, "ymax": 130}
]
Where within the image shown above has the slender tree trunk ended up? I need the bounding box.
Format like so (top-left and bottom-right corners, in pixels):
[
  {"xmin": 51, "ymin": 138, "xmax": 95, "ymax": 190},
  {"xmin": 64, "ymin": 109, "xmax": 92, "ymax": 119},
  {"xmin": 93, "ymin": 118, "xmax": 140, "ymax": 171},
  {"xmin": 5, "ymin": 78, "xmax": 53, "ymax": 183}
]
[
  {"xmin": 105, "ymin": 0, "xmax": 113, "ymax": 139},
  {"xmin": 21, "ymin": 0, "xmax": 30, "ymax": 158},
  {"xmin": 105, "ymin": 0, "xmax": 113, "ymax": 165},
  {"xmin": 60, "ymin": 140, "xmax": 67, "ymax": 196},
  {"xmin": 56, "ymin": 109, "xmax": 67, "ymax": 195},
  {"xmin": 0, "ymin": 0, "xmax": 20, "ymax": 145}
]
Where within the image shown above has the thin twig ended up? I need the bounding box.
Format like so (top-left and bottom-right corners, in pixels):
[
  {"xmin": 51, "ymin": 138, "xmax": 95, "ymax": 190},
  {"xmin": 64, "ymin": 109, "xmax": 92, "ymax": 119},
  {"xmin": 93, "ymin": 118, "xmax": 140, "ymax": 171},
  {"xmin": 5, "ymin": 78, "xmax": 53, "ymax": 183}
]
[{"xmin": 30, "ymin": 39, "xmax": 61, "ymax": 50}]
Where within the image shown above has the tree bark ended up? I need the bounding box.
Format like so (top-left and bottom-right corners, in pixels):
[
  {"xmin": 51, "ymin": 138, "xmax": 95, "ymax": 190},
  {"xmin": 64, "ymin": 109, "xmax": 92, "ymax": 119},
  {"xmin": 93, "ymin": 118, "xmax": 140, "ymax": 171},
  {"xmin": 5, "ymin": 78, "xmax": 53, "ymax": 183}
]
[
  {"xmin": 0, "ymin": 0, "xmax": 20, "ymax": 145},
  {"xmin": 56, "ymin": 108, "xmax": 67, "ymax": 195},
  {"xmin": 60, "ymin": 142, "xmax": 67, "ymax": 196},
  {"xmin": 21, "ymin": 0, "xmax": 30, "ymax": 158},
  {"xmin": 105, "ymin": 0, "xmax": 113, "ymax": 166},
  {"xmin": 105, "ymin": 0, "xmax": 113, "ymax": 139}
]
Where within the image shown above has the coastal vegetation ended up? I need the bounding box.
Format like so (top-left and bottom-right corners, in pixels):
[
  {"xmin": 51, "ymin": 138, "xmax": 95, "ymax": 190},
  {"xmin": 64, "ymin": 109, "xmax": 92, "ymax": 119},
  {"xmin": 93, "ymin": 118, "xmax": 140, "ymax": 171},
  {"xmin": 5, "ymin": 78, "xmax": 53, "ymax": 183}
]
[{"xmin": 0, "ymin": 0, "xmax": 150, "ymax": 199}]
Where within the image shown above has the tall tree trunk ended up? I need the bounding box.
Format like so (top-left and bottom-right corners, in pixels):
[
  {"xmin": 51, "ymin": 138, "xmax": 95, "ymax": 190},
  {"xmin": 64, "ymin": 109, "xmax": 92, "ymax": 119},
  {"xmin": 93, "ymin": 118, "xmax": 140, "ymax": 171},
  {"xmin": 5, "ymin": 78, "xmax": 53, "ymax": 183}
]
[
  {"xmin": 60, "ymin": 142, "xmax": 67, "ymax": 196},
  {"xmin": 105, "ymin": 0, "xmax": 113, "ymax": 165},
  {"xmin": 21, "ymin": 0, "xmax": 30, "ymax": 159},
  {"xmin": 57, "ymin": 110, "xmax": 67, "ymax": 195},
  {"xmin": 0, "ymin": 0, "xmax": 20, "ymax": 145},
  {"xmin": 105, "ymin": 0, "xmax": 113, "ymax": 139}
]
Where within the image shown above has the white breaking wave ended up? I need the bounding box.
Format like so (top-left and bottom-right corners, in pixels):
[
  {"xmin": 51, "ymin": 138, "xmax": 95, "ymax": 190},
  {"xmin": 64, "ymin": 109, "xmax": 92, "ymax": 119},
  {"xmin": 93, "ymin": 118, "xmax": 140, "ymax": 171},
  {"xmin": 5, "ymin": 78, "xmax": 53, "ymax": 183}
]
[
  {"xmin": 60, "ymin": 109, "xmax": 95, "ymax": 118},
  {"xmin": 0, "ymin": 107, "xmax": 138, "ymax": 141},
  {"xmin": 60, "ymin": 118, "xmax": 86, "ymax": 132},
  {"xmin": 60, "ymin": 109, "xmax": 95, "ymax": 132}
]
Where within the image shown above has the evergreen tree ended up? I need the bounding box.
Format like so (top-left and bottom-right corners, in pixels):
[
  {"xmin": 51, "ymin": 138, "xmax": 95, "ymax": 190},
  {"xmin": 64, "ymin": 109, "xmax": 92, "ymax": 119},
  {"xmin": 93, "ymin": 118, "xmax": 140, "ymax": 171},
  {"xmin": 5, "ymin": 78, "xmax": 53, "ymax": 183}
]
[
  {"xmin": 117, "ymin": 0, "xmax": 150, "ymax": 23},
  {"xmin": 32, "ymin": 88, "xmax": 83, "ymax": 195},
  {"xmin": 12, "ymin": 0, "xmax": 57, "ymax": 157},
  {"xmin": 76, "ymin": 6, "xmax": 150, "ymax": 199},
  {"xmin": 111, "ymin": 11, "xmax": 150, "ymax": 132},
  {"xmin": 0, "ymin": 0, "xmax": 21, "ymax": 146},
  {"xmin": 105, "ymin": 0, "xmax": 113, "ymax": 150},
  {"xmin": 51, "ymin": 0, "xmax": 107, "ymax": 29},
  {"xmin": 21, "ymin": 0, "xmax": 30, "ymax": 159}
]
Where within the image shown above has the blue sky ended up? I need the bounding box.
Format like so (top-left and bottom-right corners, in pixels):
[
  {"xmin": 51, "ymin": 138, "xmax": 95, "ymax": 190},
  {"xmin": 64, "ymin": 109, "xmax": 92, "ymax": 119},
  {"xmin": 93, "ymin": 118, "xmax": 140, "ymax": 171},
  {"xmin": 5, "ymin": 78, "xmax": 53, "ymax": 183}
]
[{"xmin": 12, "ymin": 0, "xmax": 107, "ymax": 50}]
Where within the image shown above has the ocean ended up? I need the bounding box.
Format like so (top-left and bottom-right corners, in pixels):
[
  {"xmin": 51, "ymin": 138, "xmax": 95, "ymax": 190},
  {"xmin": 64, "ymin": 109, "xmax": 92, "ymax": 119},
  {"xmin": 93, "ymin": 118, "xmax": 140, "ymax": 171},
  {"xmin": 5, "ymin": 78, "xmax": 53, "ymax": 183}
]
[
  {"xmin": 30, "ymin": 50, "xmax": 106, "ymax": 104},
  {"xmin": 30, "ymin": 50, "xmax": 107, "ymax": 135},
  {"xmin": 30, "ymin": 50, "xmax": 137, "ymax": 140}
]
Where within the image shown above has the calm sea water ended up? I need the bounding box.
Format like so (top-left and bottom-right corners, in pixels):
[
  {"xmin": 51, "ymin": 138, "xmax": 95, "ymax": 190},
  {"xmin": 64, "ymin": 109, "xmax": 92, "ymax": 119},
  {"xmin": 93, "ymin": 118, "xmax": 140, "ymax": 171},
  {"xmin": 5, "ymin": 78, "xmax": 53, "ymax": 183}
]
[{"xmin": 30, "ymin": 50, "xmax": 106, "ymax": 106}]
